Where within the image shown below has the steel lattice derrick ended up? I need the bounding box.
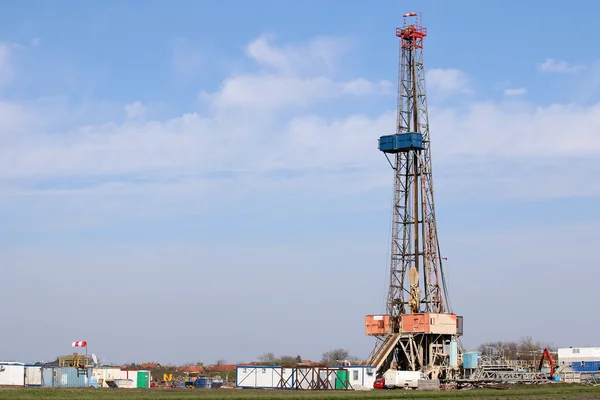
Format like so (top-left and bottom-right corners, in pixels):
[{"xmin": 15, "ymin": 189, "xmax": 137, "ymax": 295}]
[{"xmin": 366, "ymin": 13, "xmax": 462, "ymax": 382}]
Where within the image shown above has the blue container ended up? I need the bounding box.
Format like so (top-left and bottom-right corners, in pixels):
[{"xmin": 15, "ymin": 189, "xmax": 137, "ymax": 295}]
[
  {"xmin": 41, "ymin": 367, "xmax": 55, "ymax": 387},
  {"xmin": 463, "ymin": 352, "xmax": 479, "ymax": 369},
  {"xmin": 54, "ymin": 367, "xmax": 93, "ymax": 388},
  {"xmin": 378, "ymin": 133, "xmax": 424, "ymax": 153},
  {"xmin": 194, "ymin": 377, "xmax": 212, "ymax": 389}
]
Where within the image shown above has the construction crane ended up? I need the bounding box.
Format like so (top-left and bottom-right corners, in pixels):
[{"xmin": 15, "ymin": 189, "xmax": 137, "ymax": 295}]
[{"xmin": 365, "ymin": 12, "xmax": 463, "ymax": 383}]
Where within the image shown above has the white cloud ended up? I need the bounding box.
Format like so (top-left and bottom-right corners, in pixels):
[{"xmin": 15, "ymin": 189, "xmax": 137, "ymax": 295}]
[
  {"xmin": 431, "ymin": 102, "xmax": 600, "ymax": 160},
  {"xmin": 426, "ymin": 68, "xmax": 471, "ymax": 95},
  {"xmin": 30, "ymin": 37, "xmax": 41, "ymax": 46},
  {"xmin": 1, "ymin": 35, "xmax": 600, "ymax": 217},
  {"xmin": 3, "ymin": 97, "xmax": 600, "ymax": 210},
  {"xmin": 538, "ymin": 58, "xmax": 584, "ymax": 73},
  {"xmin": 199, "ymin": 36, "xmax": 391, "ymax": 111},
  {"xmin": 503, "ymin": 87, "xmax": 527, "ymax": 96},
  {"xmin": 124, "ymin": 101, "xmax": 146, "ymax": 119},
  {"xmin": 200, "ymin": 75, "xmax": 391, "ymax": 110},
  {"xmin": 245, "ymin": 35, "xmax": 352, "ymax": 77}
]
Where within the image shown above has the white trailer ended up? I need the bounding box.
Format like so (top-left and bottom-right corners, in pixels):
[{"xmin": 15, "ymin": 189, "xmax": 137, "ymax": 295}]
[
  {"xmin": 329, "ymin": 365, "xmax": 377, "ymax": 390},
  {"xmin": 236, "ymin": 365, "xmax": 375, "ymax": 390},
  {"xmin": 24, "ymin": 365, "xmax": 42, "ymax": 386},
  {"xmin": 236, "ymin": 366, "xmax": 293, "ymax": 388},
  {"xmin": 0, "ymin": 363, "xmax": 25, "ymax": 386},
  {"xmin": 558, "ymin": 347, "xmax": 600, "ymax": 365},
  {"xmin": 91, "ymin": 367, "xmax": 124, "ymax": 387},
  {"xmin": 383, "ymin": 369, "xmax": 426, "ymax": 389}
]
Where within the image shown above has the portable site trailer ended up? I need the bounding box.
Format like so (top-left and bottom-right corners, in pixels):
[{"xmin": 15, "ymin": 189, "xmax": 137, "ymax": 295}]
[
  {"xmin": 91, "ymin": 367, "xmax": 122, "ymax": 387},
  {"xmin": 558, "ymin": 347, "xmax": 600, "ymax": 372},
  {"xmin": 90, "ymin": 367, "xmax": 150, "ymax": 388},
  {"xmin": 329, "ymin": 366, "xmax": 376, "ymax": 389},
  {"xmin": 41, "ymin": 367, "xmax": 97, "ymax": 388},
  {"xmin": 24, "ymin": 365, "xmax": 42, "ymax": 386},
  {"xmin": 236, "ymin": 366, "xmax": 293, "ymax": 388},
  {"xmin": 0, "ymin": 363, "xmax": 25, "ymax": 386},
  {"xmin": 236, "ymin": 366, "xmax": 338, "ymax": 389},
  {"xmin": 236, "ymin": 365, "xmax": 374, "ymax": 390}
]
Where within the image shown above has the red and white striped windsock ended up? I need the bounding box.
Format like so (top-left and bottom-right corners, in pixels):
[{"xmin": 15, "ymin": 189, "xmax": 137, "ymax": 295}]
[
  {"xmin": 403, "ymin": 12, "xmax": 417, "ymax": 17},
  {"xmin": 72, "ymin": 341, "xmax": 87, "ymax": 347}
]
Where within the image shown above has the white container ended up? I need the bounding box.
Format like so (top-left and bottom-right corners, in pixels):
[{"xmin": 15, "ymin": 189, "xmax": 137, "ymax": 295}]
[
  {"xmin": 0, "ymin": 363, "xmax": 25, "ymax": 386},
  {"xmin": 235, "ymin": 366, "xmax": 293, "ymax": 388},
  {"xmin": 25, "ymin": 366, "xmax": 42, "ymax": 386},
  {"xmin": 328, "ymin": 365, "xmax": 376, "ymax": 389},
  {"xmin": 558, "ymin": 347, "xmax": 600, "ymax": 363},
  {"xmin": 348, "ymin": 366, "xmax": 377, "ymax": 389},
  {"xmin": 92, "ymin": 367, "xmax": 124, "ymax": 387}
]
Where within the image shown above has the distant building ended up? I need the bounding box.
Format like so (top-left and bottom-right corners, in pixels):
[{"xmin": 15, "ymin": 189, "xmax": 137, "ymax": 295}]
[
  {"xmin": 177, "ymin": 365, "xmax": 205, "ymax": 374},
  {"xmin": 558, "ymin": 347, "xmax": 600, "ymax": 372},
  {"xmin": 140, "ymin": 362, "xmax": 161, "ymax": 369},
  {"xmin": 205, "ymin": 364, "xmax": 236, "ymax": 372}
]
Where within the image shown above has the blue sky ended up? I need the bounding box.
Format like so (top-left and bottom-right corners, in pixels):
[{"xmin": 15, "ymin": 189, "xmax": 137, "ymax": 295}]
[{"xmin": 1, "ymin": 0, "xmax": 600, "ymax": 365}]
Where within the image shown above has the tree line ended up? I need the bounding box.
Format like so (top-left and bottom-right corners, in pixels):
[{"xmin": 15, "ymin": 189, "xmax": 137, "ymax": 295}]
[
  {"xmin": 105, "ymin": 336, "xmax": 556, "ymax": 372},
  {"xmin": 258, "ymin": 336, "xmax": 556, "ymax": 366},
  {"xmin": 476, "ymin": 336, "xmax": 555, "ymax": 360},
  {"xmin": 257, "ymin": 348, "xmax": 358, "ymax": 366},
  {"xmin": 257, "ymin": 337, "xmax": 554, "ymax": 367}
]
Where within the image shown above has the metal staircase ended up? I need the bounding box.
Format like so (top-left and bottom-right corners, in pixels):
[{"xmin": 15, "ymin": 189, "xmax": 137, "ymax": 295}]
[{"xmin": 367, "ymin": 334, "xmax": 401, "ymax": 370}]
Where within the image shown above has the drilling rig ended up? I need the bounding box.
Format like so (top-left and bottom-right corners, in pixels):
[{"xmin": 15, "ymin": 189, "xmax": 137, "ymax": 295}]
[{"xmin": 365, "ymin": 12, "xmax": 463, "ymax": 382}]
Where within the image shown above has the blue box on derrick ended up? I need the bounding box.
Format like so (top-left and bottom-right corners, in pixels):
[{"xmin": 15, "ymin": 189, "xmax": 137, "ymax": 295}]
[{"xmin": 378, "ymin": 132, "xmax": 423, "ymax": 153}]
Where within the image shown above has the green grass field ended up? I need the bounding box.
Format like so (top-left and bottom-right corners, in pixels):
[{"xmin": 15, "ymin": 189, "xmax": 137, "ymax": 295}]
[{"xmin": 1, "ymin": 385, "xmax": 599, "ymax": 400}]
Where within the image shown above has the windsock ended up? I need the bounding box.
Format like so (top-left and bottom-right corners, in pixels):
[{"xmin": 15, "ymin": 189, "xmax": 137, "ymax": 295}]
[{"xmin": 72, "ymin": 341, "xmax": 87, "ymax": 347}]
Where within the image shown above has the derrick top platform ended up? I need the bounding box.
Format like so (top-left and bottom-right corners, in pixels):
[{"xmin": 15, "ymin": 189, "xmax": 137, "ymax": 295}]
[
  {"xmin": 397, "ymin": 12, "xmax": 427, "ymax": 49},
  {"xmin": 396, "ymin": 24, "xmax": 427, "ymax": 39}
]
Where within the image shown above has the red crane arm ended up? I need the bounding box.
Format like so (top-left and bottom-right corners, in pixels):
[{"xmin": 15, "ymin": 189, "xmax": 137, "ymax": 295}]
[{"xmin": 538, "ymin": 348, "xmax": 555, "ymax": 377}]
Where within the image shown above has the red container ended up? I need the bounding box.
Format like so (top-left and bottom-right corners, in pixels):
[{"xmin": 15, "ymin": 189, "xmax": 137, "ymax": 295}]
[
  {"xmin": 400, "ymin": 313, "xmax": 457, "ymax": 334},
  {"xmin": 365, "ymin": 315, "xmax": 390, "ymax": 335}
]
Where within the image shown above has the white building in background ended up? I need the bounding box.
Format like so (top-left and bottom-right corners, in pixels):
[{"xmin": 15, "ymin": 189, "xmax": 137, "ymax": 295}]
[{"xmin": 558, "ymin": 347, "xmax": 600, "ymax": 372}]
